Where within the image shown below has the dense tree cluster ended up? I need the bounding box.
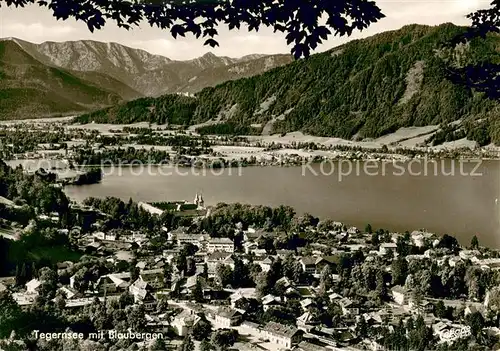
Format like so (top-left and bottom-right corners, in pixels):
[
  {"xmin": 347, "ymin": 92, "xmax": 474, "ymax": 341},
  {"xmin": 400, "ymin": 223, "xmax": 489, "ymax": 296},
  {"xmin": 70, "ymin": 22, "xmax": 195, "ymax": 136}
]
[
  {"xmin": 199, "ymin": 203, "xmax": 296, "ymax": 234},
  {"xmin": 75, "ymin": 94, "xmax": 197, "ymax": 125},
  {"xmin": 83, "ymin": 197, "xmax": 160, "ymax": 231},
  {"xmin": 73, "ymin": 168, "xmax": 103, "ymax": 185},
  {"xmin": 0, "ymin": 161, "xmax": 69, "ymax": 217},
  {"xmin": 73, "ymin": 147, "xmax": 172, "ymax": 165}
]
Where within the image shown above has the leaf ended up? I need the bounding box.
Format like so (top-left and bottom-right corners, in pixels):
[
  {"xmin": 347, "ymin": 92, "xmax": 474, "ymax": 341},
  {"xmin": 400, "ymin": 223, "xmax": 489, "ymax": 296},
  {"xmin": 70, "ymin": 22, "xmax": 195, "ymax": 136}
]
[
  {"xmin": 203, "ymin": 28, "xmax": 218, "ymax": 37},
  {"xmin": 170, "ymin": 24, "xmax": 186, "ymax": 38},
  {"xmin": 204, "ymin": 38, "xmax": 219, "ymax": 47},
  {"xmin": 274, "ymin": 24, "xmax": 286, "ymax": 33}
]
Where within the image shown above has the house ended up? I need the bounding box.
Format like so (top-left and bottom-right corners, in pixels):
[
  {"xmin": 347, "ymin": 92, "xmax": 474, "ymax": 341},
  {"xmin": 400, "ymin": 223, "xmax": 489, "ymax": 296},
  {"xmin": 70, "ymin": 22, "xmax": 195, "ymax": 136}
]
[
  {"xmin": 464, "ymin": 305, "xmax": 481, "ymax": 316},
  {"xmin": 176, "ymin": 234, "xmax": 205, "ymax": 248},
  {"xmin": 315, "ymin": 256, "xmax": 338, "ymax": 273},
  {"xmin": 263, "ymin": 321, "xmax": 303, "ymax": 349},
  {"xmin": 409, "ymin": 298, "xmax": 433, "ymax": 314},
  {"xmin": 58, "ymin": 287, "xmax": 80, "ymax": 300},
  {"xmin": 347, "ymin": 227, "xmax": 359, "ymax": 234},
  {"xmin": 343, "ymin": 244, "xmax": 367, "ymax": 251},
  {"xmin": 229, "ymin": 288, "xmax": 257, "ymax": 305},
  {"xmin": 12, "ymin": 292, "xmax": 36, "ymax": 310},
  {"xmin": 252, "ymin": 249, "xmax": 268, "ymax": 256},
  {"xmin": 338, "ymin": 297, "xmax": 359, "ymax": 316},
  {"xmin": 361, "ymin": 339, "xmax": 384, "ymax": 351},
  {"xmin": 129, "ymin": 278, "xmax": 152, "ymax": 297},
  {"xmin": 214, "ymin": 308, "xmax": 243, "ymax": 327},
  {"xmin": 153, "ymin": 257, "xmax": 167, "ymax": 269},
  {"xmin": 185, "ymin": 274, "xmax": 198, "ymax": 289},
  {"xmin": 171, "ymin": 310, "xmax": 201, "ymax": 336},
  {"xmin": 329, "ymin": 292, "xmax": 342, "ymax": 301},
  {"xmin": 230, "ymin": 292, "xmax": 247, "ymax": 308},
  {"xmin": 84, "ymin": 241, "xmax": 102, "ymax": 253},
  {"xmin": 223, "ymin": 256, "xmax": 235, "ymax": 269},
  {"xmin": 168, "ymin": 227, "xmax": 188, "ymax": 241},
  {"xmin": 379, "ymin": 243, "xmax": 397, "ymax": 255},
  {"xmin": 297, "ymin": 312, "xmax": 320, "ymax": 327},
  {"xmin": 276, "ymin": 276, "xmax": 293, "ymax": 289},
  {"xmin": 432, "ymin": 321, "xmax": 470, "ymax": 343},
  {"xmin": 432, "ymin": 321, "xmax": 450, "ymax": 335},
  {"xmin": 259, "ymin": 257, "xmax": 274, "ymax": 272},
  {"xmin": 192, "ymin": 252, "xmax": 207, "ymax": 263},
  {"xmin": 276, "ymin": 250, "xmax": 295, "ymax": 258},
  {"xmin": 25, "ymin": 279, "xmax": 42, "ymax": 294},
  {"xmin": 56, "ymin": 261, "xmax": 74, "ymax": 271},
  {"xmin": 130, "ymin": 232, "xmax": 147, "ymax": 244},
  {"xmin": 136, "ymin": 291, "xmax": 157, "ymax": 311},
  {"xmin": 296, "ymin": 286, "xmax": 314, "ymax": 299},
  {"xmin": 300, "ymin": 298, "xmax": 314, "ymax": 311},
  {"xmin": 411, "ymin": 231, "xmax": 425, "ymax": 247},
  {"xmin": 262, "ymin": 294, "xmax": 281, "ymax": 311},
  {"xmin": 139, "ymin": 269, "xmax": 164, "ymax": 289},
  {"xmin": 244, "ymin": 230, "xmax": 276, "ymax": 243},
  {"xmin": 447, "ymin": 256, "xmax": 462, "ymax": 267},
  {"xmin": 92, "ymin": 231, "xmax": 116, "ymax": 241},
  {"xmin": 94, "ymin": 274, "xmax": 128, "ymax": 294},
  {"xmin": 136, "ymin": 261, "xmax": 148, "ymax": 270},
  {"xmin": 459, "ymin": 250, "xmax": 480, "ymax": 261},
  {"xmin": 295, "ymin": 340, "xmax": 331, "ymax": 351},
  {"xmin": 241, "ymin": 321, "xmax": 262, "ymax": 336},
  {"xmin": 206, "ymin": 252, "xmax": 232, "ymax": 277},
  {"xmin": 207, "ymin": 238, "xmax": 234, "ymax": 253},
  {"xmin": 299, "ymin": 257, "xmax": 317, "ymax": 274},
  {"xmin": 391, "ymin": 286, "xmax": 408, "ymax": 305},
  {"xmin": 243, "ymin": 230, "xmax": 261, "ymax": 242},
  {"xmin": 243, "ymin": 241, "xmax": 258, "ymax": 254}
]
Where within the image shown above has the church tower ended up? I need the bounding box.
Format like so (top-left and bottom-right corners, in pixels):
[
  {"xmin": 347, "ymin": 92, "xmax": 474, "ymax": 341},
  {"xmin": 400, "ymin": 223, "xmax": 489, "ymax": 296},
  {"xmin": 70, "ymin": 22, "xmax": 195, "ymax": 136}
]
[{"xmin": 194, "ymin": 191, "xmax": 205, "ymax": 209}]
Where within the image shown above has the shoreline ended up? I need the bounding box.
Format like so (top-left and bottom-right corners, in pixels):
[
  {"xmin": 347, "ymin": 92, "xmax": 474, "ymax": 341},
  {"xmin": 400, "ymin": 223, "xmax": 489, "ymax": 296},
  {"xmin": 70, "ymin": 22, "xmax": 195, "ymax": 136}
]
[
  {"xmin": 6, "ymin": 156, "xmax": 500, "ymax": 170},
  {"xmin": 6, "ymin": 150, "xmax": 500, "ymax": 165}
]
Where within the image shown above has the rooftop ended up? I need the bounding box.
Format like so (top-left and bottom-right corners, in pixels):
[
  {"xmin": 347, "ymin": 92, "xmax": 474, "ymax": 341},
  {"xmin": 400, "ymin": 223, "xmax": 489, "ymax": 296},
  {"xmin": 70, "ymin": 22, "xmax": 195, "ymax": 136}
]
[
  {"xmin": 263, "ymin": 321, "xmax": 299, "ymax": 338},
  {"xmin": 216, "ymin": 307, "xmax": 241, "ymax": 319},
  {"xmin": 209, "ymin": 237, "xmax": 233, "ymax": 244}
]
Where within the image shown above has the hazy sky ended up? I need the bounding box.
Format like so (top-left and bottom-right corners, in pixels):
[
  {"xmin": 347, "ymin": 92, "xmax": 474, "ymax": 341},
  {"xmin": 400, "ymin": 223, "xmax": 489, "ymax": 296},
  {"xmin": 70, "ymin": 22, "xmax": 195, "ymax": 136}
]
[{"xmin": 0, "ymin": 0, "xmax": 489, "ymax": 60}]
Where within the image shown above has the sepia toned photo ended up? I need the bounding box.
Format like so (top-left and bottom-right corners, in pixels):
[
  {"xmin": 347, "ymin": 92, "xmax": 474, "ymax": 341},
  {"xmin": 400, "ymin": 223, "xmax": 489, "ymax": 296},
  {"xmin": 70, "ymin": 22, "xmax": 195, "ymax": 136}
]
[{"xmin": 0, "ymin": 0, "xmax": 499, "ymax": 350}]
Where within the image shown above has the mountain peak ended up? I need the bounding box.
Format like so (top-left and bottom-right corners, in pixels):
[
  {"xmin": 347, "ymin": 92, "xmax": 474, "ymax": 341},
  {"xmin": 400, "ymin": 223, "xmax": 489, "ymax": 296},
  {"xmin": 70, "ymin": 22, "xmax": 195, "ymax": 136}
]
[{"xmin": 201, "ymin": 52, "xmax": 217, "ymax": 58}]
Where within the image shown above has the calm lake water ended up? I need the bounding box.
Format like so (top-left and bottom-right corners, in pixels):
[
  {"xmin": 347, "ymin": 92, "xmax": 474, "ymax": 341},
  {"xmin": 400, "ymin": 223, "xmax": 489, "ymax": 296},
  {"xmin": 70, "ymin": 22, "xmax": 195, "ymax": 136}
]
[{"xmin": 57, "ymin": 160, "xmax": 500, "ymax": 248}]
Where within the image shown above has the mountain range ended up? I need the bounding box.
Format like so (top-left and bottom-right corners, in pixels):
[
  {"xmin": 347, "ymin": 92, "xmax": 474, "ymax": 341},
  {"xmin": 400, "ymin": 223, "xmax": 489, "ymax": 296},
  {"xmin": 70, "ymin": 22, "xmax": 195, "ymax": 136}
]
[
  {"xmin": 2, "ymin": 24, "xmax": 499, "ymax": 145},
  {"xmin": 0, "ymin": 37, "xmax": 293, "ymax": 119},
  {"xmin": 75, "ymin": 23, "xmax": 500, "ymax": 145}
]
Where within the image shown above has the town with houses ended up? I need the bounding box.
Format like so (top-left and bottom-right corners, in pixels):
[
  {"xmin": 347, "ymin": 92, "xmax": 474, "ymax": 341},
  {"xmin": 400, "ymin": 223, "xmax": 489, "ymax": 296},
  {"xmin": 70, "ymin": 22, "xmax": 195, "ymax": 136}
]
[{"xmin": 0, "ymin": 186, "xmax": 498, "ymax": 351}]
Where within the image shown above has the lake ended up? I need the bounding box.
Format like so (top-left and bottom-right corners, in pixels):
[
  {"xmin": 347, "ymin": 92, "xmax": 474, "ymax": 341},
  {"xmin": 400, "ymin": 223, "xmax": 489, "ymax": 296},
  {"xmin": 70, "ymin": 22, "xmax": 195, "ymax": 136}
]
[{"xmin": 59, "ymin": 159, "xmax": 500, "ymax": 248}]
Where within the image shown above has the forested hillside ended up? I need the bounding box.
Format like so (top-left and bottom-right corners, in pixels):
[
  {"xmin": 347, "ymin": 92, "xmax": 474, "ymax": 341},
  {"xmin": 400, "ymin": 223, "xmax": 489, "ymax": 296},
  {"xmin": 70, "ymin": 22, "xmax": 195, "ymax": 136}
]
[
  {"xmin": 0, "ymin": 40, "xmax": 127, "ymax": 119},
  {"xmin": 75, "ymin": 24, "xmax": 500, "ymax": 144}
]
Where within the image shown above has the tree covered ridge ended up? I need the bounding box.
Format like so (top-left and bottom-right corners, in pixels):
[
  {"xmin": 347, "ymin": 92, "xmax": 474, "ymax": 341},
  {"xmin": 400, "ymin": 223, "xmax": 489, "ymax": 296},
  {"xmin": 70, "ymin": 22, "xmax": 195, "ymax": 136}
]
[{"xmin": 75, "ymin": 23, "xmax": 500, "ymax": 144}]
